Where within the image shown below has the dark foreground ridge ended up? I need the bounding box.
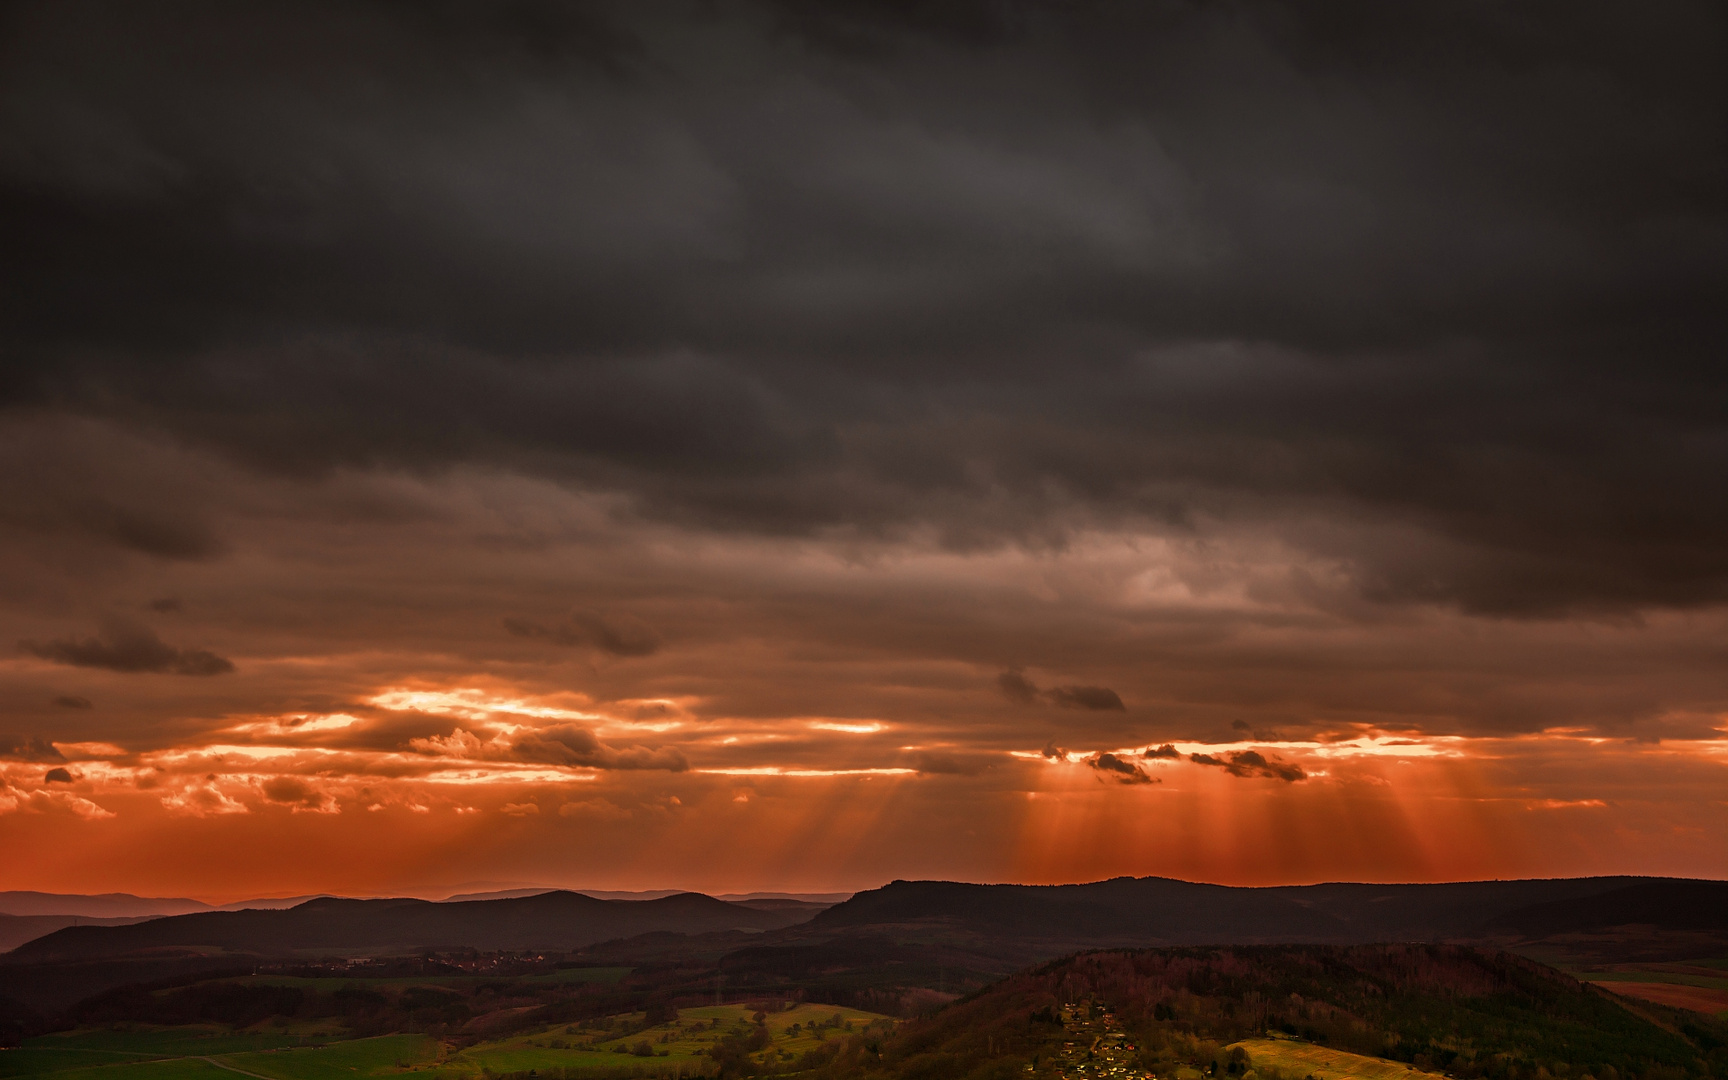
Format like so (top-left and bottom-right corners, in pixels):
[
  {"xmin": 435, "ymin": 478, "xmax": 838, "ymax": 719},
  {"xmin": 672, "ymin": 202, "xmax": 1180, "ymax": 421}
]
[
  {"xmin": 810, "ymin": 945, "xmax": 1728, "ymax": 1079},
  {"xmin": 5, "ymin": 943, "xmax": 1724, "ymax": 1078}
]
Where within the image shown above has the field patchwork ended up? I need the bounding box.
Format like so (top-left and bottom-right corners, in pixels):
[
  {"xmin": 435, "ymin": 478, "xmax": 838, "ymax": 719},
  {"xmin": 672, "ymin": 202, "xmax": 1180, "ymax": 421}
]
[
  {"xmin": 1595, "ymin": 982, "xmax": 1728, "ymax": 1017},
  {"xmin": 1571, "ymin": 960, "xmax": 1728, "ymax": 1016}
]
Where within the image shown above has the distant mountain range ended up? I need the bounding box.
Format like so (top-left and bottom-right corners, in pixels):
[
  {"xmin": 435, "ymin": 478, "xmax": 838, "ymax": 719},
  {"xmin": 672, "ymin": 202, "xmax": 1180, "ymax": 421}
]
[
  {"xmin": 0, "ymin": 886, "xmax": 843, "ymax": 957},
  {"xmin": 5, "ymin": 891, "xmax": 825, "ymax": 963},
  {"xmin": 0, "ymin": 891, "xmax": 214, "ymax": 919},
  {"xmin": 0, "ymin": 890, "xmax": 335, "ymax": 920},
  {"xmin": 0, "ymin": 914, "xmax": 159, "ymax": 954},
  {"xmin": 440, "ymin": 887, "xmax": 852, "ymax": 903},
  {"xmin": 0, "ymin": 886, "xmax": 850, "ymax": 917},
  {"xmin": 0, "ymin": 893, "xmax": 222, "ymax": 952}
]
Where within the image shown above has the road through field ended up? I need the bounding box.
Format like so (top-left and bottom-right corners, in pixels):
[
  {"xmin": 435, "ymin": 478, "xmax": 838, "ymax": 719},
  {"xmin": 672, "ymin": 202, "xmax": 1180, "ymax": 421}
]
[{"xmin": 199, "ymin": 1058, "xmax": 278, "ymax": 1080}]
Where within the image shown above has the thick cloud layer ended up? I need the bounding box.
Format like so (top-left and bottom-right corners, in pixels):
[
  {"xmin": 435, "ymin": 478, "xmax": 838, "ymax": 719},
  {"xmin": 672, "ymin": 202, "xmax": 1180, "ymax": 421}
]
[{"xmin": 0, "ymin": 0, "xmax": 1721, "ymax": 615}]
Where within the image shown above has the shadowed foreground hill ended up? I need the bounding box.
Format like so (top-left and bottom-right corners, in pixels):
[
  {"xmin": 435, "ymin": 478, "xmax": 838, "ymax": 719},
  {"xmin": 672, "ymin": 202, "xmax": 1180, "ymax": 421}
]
[
  {"xmin": 6, "ymin": 891, "xmax": 815, "ymax": 962},
  {"xmin": 809, "ymin": 945, "xmax": 1728, "ymax": 1079}
]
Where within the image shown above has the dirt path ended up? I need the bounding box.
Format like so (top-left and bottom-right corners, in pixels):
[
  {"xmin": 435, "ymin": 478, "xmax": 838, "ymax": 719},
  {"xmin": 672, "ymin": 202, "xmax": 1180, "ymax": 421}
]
[{"xmin": 198, "ymin": 1056, "xmax": 280, "ymax": 1080}]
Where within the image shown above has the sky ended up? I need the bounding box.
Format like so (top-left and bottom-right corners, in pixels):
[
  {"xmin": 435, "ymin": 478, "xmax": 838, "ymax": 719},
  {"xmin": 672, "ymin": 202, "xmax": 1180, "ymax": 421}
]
[{"xmin": 0, "ymin": 0, "xmax": 1724, "ymax": 903}]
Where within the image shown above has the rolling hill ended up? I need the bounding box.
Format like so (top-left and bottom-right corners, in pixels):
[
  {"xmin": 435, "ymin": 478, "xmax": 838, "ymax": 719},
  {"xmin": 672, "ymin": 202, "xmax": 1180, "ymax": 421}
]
[
  {"xmin": 804, "ymin": 875, "xmax": 1728, "ymax": 953},
  {"xmin": 0, "ymin": 914, "xmax": 158, "ymax": 954},
  {"xmin": 6, "ymin": 890, "xmax": 818, "ymax": 962}
]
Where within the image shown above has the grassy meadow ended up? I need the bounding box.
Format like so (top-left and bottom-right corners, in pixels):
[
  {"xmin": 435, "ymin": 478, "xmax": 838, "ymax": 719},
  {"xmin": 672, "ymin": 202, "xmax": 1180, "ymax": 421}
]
[{"xmin": 1229, "ymin": 1036, "xmax": 1439, "ymax": 1080}]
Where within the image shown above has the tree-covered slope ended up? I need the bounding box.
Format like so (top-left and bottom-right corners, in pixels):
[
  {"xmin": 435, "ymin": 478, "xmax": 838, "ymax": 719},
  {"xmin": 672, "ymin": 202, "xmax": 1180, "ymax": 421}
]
[{"xmin": 808, "ymin": 945, "xmax": 1728, "ymax": 1080}]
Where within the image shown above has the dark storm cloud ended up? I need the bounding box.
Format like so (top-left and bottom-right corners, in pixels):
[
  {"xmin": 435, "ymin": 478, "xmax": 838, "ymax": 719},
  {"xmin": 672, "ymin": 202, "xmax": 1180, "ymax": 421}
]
[
  {"xmin": 19, "ymin": 619, "xmax": 234, "ymax": 675},
  {"xmin": 1232, "ymin": 719, "xmax": 1287, "ymax": 741},
  {"xmin": 1046, "ymin": 685, "xmax": 1126, "ymax": 712},
  {"xmin": 260, "ymin": 776, "xmax": 328, "ymax": 808},
  {"xmin": 1143, "ymin": 744, "xmax": 1181, "ymax": 761},
  {"xmin": 1089, "ymin": 751, "xmax": 1155, "ymax": 785},
  {"xmin": 504, "ymin": 612, "xmax": 659, "ymax": 657},
  {"xmin": 0, "ymin": 417, "xmax": 227, "ymax": 560},
  {"xmin": 997, "ymin": 669, "xmax": 1040, "ymax": 704},
  {"xmin": 0, "ymin": 0, "xmax": 1722, "ymax": 614},
  {"xmin": 0, "ymin": 735, "xmax": 63, "ymax": 761},
  {"xmin": 508, "ymin": 724, "xmax": 688, "ymax": 772},
  {"xmin": 998, "ymin": 670, "xmax": 1124, "ymax": 710},
  {"xmin": 1189, "ymin": 750, "xmax": 1307, "ymax": 783}
]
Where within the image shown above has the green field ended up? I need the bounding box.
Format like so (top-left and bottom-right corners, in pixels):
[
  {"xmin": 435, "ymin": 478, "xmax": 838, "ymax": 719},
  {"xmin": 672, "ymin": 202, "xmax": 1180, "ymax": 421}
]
[
  {"xmin": 0, "ymin": 1057, "xmax": 242, "ymax": 1080},
  {"xmin": 18, "ymin": 1028, "xmax": 335, "ymax": 1058},
  {"xmin": 3, "ymin": 1032, "xmax": 434, "ymax": 1080},
  {"xmin": 431, "ymin": 1003, "xmax": 893, "ymax": 1078},
  {"xmin": 0, "ymin": 1048, "xmax": 180, "ymax": 1080},
  {"xmin": 216, "ymin": 1035, "xmax": 439, "ymax": 1079},
  {"xmin": 1581, "ymin": 969, "xmax": 1728, "ymax": 990},
  {"xmin": 169, "ymin": 968, "xmax": 633, "ymax": 995},
  {"xmin": 1230, "ymin": 1037, "xmax": 1439, "ymax": 1080},
  {"xmin": 3, "ymin": 1027, "xmax": 345, "ymax": 1079},
  {"xmin": 6, "ymin": 1004, "xmax": 893, "ymax": 1080}
]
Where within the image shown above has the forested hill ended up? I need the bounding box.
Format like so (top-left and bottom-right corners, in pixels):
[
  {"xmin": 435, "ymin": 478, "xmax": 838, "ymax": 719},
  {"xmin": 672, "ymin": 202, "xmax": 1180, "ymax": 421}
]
[
  {"xmin": 6, "ymin": 891, "xmax": 814, "ymax": 961},
  {"xmin": 807, "ymin": 945, "xmax": 1728, "ymax": 1080},
  {"xmin": 810, "ymin": 876, "xmax": 1728, "ymax": 947}
]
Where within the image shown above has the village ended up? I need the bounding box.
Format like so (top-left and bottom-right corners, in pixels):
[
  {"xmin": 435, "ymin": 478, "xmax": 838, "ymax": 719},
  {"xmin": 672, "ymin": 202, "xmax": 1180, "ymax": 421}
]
[{"xmin": 1047, "ymin": 1000, "xmax": 1145, "ymax": 1080}]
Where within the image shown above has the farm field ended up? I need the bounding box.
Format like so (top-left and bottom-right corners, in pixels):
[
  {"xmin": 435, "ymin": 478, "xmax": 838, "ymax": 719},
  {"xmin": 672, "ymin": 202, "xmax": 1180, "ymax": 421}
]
[
  {"xmin": 1229, "ymin": 1037, "xmax": 1439, "ymax": 1080},
  {"xmin": 2, "ymin": 1026, "xmax": 342, "ymax": 1078},
  {"xmin": 1596, "ymin": 982, "xmax": 1728, "ymax": 1017},
  {"xmin": 14, "ymin": 1027, "xmax": 336, "ymax": 1058},
  {"xmin": 1578, "ymin": 963, "xmax": 1728, "ymax": 990},
  {"xmin": 1, "ymin": 1032, "xmax": 435, "ymax": 1080},
  {"xmin": 216, "ymin": 1034, "xmax": 439, "ymax": 1079},
  {"xmin": 431, "ymin": 1002, "xmax": 893, "ymax": 1078},
  {"xmin": 1565, "ymin": 959, "xmax": 1728, "ymax": 1016},
  {"xmin": 3, "ymin": 1004, "xmax": 894, "ymax": 1080},
  {"xmin": 0, "ymin": 1057, "xmax": 240, "ymax": 1080}
]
